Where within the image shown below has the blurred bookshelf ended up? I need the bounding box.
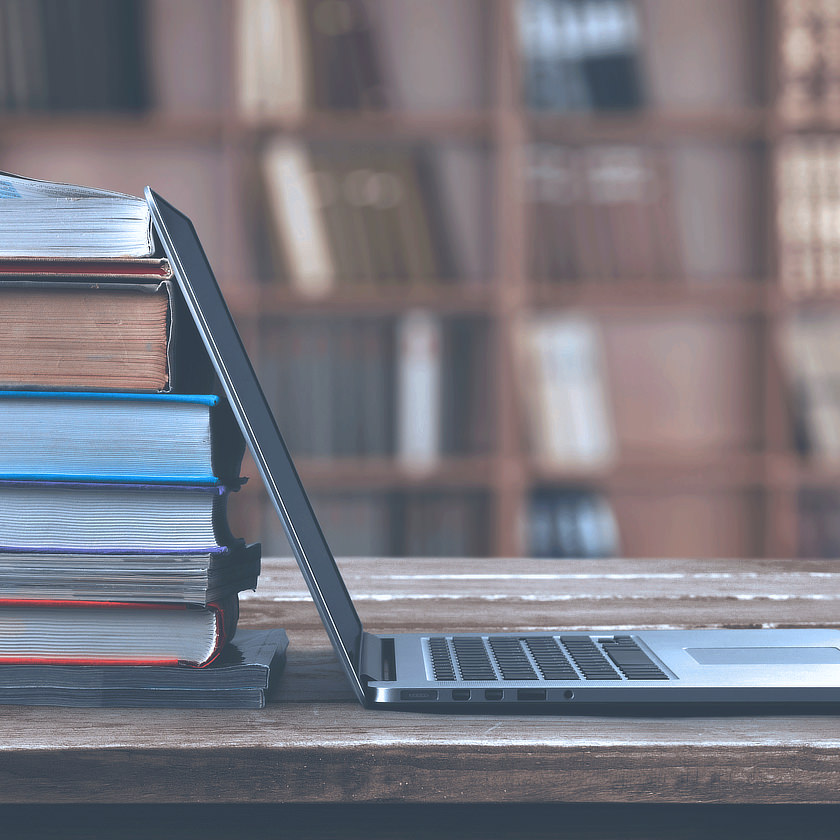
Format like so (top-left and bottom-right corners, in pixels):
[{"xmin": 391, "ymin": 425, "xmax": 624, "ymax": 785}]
[{"xmin": 5, "ymin": 0, "xmax": 840, "ymax": 559}]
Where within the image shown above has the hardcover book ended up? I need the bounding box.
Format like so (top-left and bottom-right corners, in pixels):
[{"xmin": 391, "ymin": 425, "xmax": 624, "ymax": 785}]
[
  {"xmin": 0, "ymin": 628, "xmax": 287, "ymax": 709},
  {"xmin": 0, "ymin": 543, "xmax": 261, "ymax": 606},
  {"xmin": 0, "ymin": 171, "xmax": 154, "ymax": 258},
  {"xmin": 0, "ymin": 392, "xmax": 245, "ymax": 484},
  {"xmin": 0, "ymin": 595, "xmax": 239, "ymax": 666},
  {"xmin": 0, "ymin": 479, "xmax": 242, "ymax": 552}
]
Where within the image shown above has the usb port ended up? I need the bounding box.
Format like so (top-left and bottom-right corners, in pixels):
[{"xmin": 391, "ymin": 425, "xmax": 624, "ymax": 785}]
[
  {"xmin": 452, "ymin": 689, "xmax": 471, "ymax": 701},
  {"xmin": 517, "ymin": 688, "xmax": 546, "ymax": 701},
  {"xmin": 484, "ymin": 689, "xmax": 504, "ymax": 701}
]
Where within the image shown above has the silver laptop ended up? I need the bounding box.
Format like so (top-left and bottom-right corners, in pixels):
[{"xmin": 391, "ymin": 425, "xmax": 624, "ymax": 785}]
[{"xmin": 147, "ymin": 187, "xmax": 840, "ymax": 710}]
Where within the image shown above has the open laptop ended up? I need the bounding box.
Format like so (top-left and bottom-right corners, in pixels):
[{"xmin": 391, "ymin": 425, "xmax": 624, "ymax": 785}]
[{"xmin": 146, "ymin": 188, "xmax": 840, "ymax": 710}]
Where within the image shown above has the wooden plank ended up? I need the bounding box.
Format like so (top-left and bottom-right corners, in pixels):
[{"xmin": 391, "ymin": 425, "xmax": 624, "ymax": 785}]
[{"xmin": 1, "ymin": 558, "xmax": 840, "ymax": 805}]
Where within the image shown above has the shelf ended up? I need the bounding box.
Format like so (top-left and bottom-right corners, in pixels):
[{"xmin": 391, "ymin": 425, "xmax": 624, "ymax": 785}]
[
  {"xmin": 235, "ymin": 110, "xmax": 495, "ymax": 141},
  {"xmin": 251, "ymin": 284, "xmax": 495, "ymax": 317},
  {"xmin": 528, "ymin": 108, "xmax": 772, "ymax": 143},
  {"xmin": 529, "ymin": 450, "xmax": 769, "ymax": 490},
  {"xmin": 294, "ymin": 456, "xmax": 495, "ymax": 491},
  {"xmin": 529, "ymin": 281, "xmax": 770, "ymax": 315},
  {"xmin": 0, "ymin": 111, "xmax": 229, "ymax": 144}
]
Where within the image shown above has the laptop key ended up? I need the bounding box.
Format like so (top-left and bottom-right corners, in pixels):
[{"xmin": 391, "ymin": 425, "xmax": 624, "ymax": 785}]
[
  {"xmin": 427, "ymin": 637, "xmax": 456, "ymax": 681},
  {"xmin": 524, "ymin": 637, "xmax": 579, "ymax": 680},
  {"xmin": 488, "ymin": 637, "xmax": 537, "ymax": 680},
  {"xmin": 452, "ymin": 637, "xmax": 497, "ymax": 681},
  {"xmin": 602, "ymin": 637, "xmax": 668, "ymax": 680},
  {"xmin": 560, "ymin": 636, "xmax": 622, "ymax": 680}
]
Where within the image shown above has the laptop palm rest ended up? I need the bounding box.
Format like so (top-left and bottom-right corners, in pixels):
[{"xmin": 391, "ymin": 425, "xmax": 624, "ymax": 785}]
[{"xmin": 687, "ymin": 647, "xmax": 840, "ymax": 665}]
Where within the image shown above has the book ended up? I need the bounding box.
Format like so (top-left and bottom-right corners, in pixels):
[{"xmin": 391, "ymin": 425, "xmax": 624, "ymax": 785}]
[
  {"xmin": 517, "ymin": 0, "xmax": 645, "ymax": 112},
  {"xmin": 260, "ymin": 139, "xmax": 336, "ymax": 297},
  {"xmin": 778, "ymin": 311, "xmax": 840, "ymax": 460},
  {"xmin": 528, "ymin": 488, "xmax": 620, "ymax": 558},
  {"xmin": 514, "ymin": 314, "xmax": 616, "ymax": 466},
  {"xmin": 777, "ymin": 0, "xmax": 840, "ymax": 124},
  {"xmin": 0, "ymin": 628, "xmax": 287, "ymax": 709},
  {"xmin": 0, "ymin": 0, "xmax": 147, "ymax": 112},
  {"xmin": 0, "ymin": 392, "xmax": 245, "ymax": 484},
  {"xmin": 0, "ymin": 480, "xmax": 242, "ymax": 552},
  {"xmin": 236, "ymin": 0, "xmax": 309, "ymax": 119},
  {"xmin": 526, "ymin": 142, "xmax": 681, "ymax": 282},
  {"xmin": 775, "ymin": 136, "xmax": 840, "ymax": 297},
  {"xmin": 0, "ymin": 256, "xmax": 172, "ymax": 279},
  {"xmin": 259, "ymin": 141, "xmax": 459, "ymax": 290},
  {"xmin": 0, "ymin": 595, "xmax": 238, "ymax": 666},
  {"xmin": 0, "ymin": 171, "xmax": 154, "ymax": 258},
  {"xmin": 0, "ymin": 279, "xmax": 173, "ymax": 391},
  {"xmin": 0, "ymin": 543, "xmax": 261, "ymax": 606},
  {"xmin": 396, "ymin": 310, "xmax": 442, "ymax": 469}
]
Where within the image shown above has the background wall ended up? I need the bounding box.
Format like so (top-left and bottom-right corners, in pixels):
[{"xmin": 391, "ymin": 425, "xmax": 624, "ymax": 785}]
[{"xmin": 0, "ymin": 0, "xmax": 835, "ymax": 560}]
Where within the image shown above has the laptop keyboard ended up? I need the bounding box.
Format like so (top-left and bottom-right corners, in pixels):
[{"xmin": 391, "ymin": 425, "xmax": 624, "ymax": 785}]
[{"xmin": 427, "ymin": 635, "xmax": 668, "ymax": 681}]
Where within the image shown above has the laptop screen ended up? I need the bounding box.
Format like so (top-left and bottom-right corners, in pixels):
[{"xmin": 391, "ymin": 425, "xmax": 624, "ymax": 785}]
[{"xmin": 146, "ymin": 189, "xmax": 366, "ymax": 700}]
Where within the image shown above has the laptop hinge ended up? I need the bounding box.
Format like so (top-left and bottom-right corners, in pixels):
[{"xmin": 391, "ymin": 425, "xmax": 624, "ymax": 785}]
[{"xmin": 359, "ymin": 631, "xmax": 389, "ymax": 682}]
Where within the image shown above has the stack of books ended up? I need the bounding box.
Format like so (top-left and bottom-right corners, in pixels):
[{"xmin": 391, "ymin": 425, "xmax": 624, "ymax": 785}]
[{"xmin": 0, "ymin": 171, "xmax": 285, "ymax": 708}]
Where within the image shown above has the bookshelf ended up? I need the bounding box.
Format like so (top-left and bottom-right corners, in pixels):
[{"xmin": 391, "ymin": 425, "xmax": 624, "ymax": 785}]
[{"xmin": 1, "ymin": 0, "xmax": 837, "ymax": 559}]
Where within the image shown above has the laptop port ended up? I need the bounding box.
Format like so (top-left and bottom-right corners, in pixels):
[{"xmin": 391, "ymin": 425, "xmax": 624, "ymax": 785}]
[
  {"xmin": 400, "ymin": 690, "xmax": 438, "ymax": 701},
  {"xmin": 452, "ymin": 689, "xmax": 471, "ymax": 701},
  {"xmin": 517, "ymin": 688, "xmax": 546, "ymax": 701},
  {"xmin": 484, "ymin": 689, "xmax": 504, "ymax": 701}
]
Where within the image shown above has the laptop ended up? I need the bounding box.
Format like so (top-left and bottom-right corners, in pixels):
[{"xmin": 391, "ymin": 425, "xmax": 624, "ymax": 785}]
[{"xmin": 146, "ymin": 188, "xmax": 840, "ymax": 710}]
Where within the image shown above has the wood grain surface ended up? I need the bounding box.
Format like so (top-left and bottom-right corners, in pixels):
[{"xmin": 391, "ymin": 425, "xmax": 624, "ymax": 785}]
[{"xmin": 2, "ymin": 556, "xmax": 840, "ymax": 809}]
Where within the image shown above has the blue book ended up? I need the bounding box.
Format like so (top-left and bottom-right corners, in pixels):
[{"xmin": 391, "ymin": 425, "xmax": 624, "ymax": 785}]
[
  {"xmin": 0, "ymin": 391, "xmax": 244, "ymax": 484},
  {"xmin": 0, "ymin": 479, "xmax": 242, "ymax": 553}
]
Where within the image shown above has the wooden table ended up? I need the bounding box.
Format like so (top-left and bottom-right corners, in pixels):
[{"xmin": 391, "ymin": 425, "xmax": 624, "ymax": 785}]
[{"xmin": 3, "ymin": 556, "xmax": 840, "ymax": 838}]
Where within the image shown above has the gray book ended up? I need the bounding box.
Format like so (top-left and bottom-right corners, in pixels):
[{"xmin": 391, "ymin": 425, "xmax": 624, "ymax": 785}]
[{"xmin": 0, "ymin": 628, "xmax": 288, "ymax": 709}]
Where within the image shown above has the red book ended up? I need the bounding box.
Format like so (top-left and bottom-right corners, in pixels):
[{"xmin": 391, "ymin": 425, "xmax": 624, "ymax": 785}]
[
  {"xmin": 0, "ymin": 257, "xmax": 171, "ymax": 280},
  {"xmin": 0, "ymin": 596, "xmax": 238, "ymax": 667}
]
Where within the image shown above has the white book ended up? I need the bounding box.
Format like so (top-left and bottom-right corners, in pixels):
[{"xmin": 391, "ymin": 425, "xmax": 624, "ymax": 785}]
[
  {"xmin": 236, "ymin": 0, "xmax": 308, "ymax": 119},
  {"xmin": 396, "ymin": 310, "xmax": 442, "ymax": 470},
  {"xmin": 517, "ymin": 314, "xmax": 616, "ymax": 466},
  {"xmin": 261, "ymin": 139, "xmax": 336, "ymax": 298},
  {"xmin": 0, "ymin": 171, "xmax": 153, "ymax": 258}
]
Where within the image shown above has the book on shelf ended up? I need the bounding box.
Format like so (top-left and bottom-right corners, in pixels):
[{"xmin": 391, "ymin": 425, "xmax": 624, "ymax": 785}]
[
  {"xmin": 258, "ymin": 139, "xmax": 458, "ymax": 293},
  {"xmin": 261, "ymin": 315, "xmax": 489, "ymax": 461},
  {"xmin": 0, "ymin": 172, "xmax": 154, "ymax": 258},
  {"xmin": 0, "ymin": 542, "xmax": 261, "ymax": 606},
  {"xmin": 778, "ymin": 311, "xmax": 840, "ymax": 461},
  {"xmin": 236, "ymin": 0, "xmax": 387, "ymax": 117},
  {"xmin": 0, "ymin": 627, "xmax": 288, "ymax": 709},
  {"xmin": 514, "ymin": 314, "xmax": 616, "ymax": 467},
  {"xmin": 798, "ymin": 488, "xmax": 840, "ymax": 559},
  {"xmin": 516, "ymin": 0, "xmax": 645, "ymax": 112},
  {"xmin": 0, "ymin": 0, "xmax": 147, "ymax": 112},
  {"xmin": 528, "ymin": 487, "xmax": 619, "ymax": 558},
  {"xmin": 775, "ymin": 136, "xmax": 840, "ymax": 298},
  {"xmin": 277, "ymin": 490, "xmax": 489, "ymax": 558},
  {"xmin": 0, "ymin": 392, "xmax": 245, "ymax": 484},
  {"xmin": 776, "ymin": 0, "xmax": 840, "ymax": 124},
  {"xmin": 526, "ymin": 143, "xmax": 682, "ymax": 282},
  {"xmin": 396, "ymin": 309, "xmax": 442, "ymax": 470},
  {"xmin": 0, "ymin": 595, "xmax": 238, "ymax": 667}
]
